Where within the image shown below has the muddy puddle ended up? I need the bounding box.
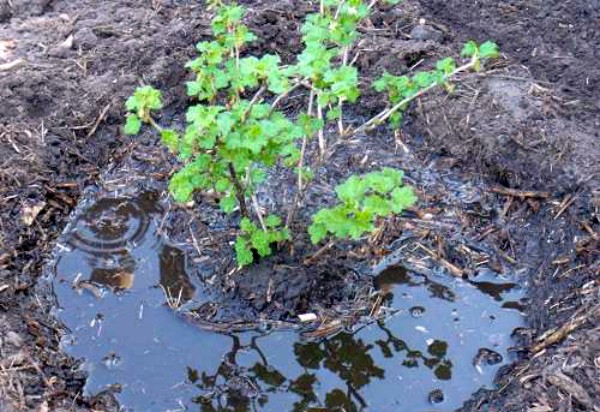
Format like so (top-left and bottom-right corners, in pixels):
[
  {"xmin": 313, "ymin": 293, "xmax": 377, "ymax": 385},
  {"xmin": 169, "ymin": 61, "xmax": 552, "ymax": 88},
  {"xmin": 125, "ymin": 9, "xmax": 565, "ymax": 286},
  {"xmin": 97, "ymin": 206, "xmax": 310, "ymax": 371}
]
[{"xmin": 47, "ymin": 192, "xmax": 525, "ymax": 411}]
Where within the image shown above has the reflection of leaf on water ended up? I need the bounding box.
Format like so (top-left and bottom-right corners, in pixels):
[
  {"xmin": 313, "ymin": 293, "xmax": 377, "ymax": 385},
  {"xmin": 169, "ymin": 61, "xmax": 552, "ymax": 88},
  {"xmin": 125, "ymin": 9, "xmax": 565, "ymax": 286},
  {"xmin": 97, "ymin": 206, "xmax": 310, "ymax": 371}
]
[
  {"xmin": 187, "ymin": 366, "xmax": 199, "ymax": 383},
  {"xmin": 294, "ymin": 333, "xmax": 385, "ymax": 390},
  {"xmin": 289, "ymin": 373, "xmax": 318, "ymax": 412},
  {"xmin": 434, "ymin": 361, "xmax": 452, "ymax": 380},
  {"xmin": 326, "ymin": 389, "xmax": 357, "ymax": 412},
  {"xmin": 294, "ymin": 341, "xmax": 327, "ymax": 369},
  {"xmin": 293, "ymin": 333, "xmax": 384, "ymax": 410},
  {"xmin": 428, "ymin": 340, "xmax": 448, "ymax": 357},
  {"xmin": 250, "ymin": 363, "xmax": 285, "ymax": 389},
  {"xmin": 376, "ymin": 321, "xmax": 453, "ymax": 380},
  {"xmin": 191, "ymin": 331, "xmax": 387, "ymax": 411}
]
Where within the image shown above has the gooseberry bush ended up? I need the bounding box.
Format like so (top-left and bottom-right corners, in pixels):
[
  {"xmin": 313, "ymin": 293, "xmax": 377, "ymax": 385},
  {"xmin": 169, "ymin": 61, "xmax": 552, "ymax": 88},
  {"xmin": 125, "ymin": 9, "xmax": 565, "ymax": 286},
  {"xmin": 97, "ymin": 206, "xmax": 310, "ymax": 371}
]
[{"xmin": 124, "ymin": 0, "xmax": 499, "ymax": 266}]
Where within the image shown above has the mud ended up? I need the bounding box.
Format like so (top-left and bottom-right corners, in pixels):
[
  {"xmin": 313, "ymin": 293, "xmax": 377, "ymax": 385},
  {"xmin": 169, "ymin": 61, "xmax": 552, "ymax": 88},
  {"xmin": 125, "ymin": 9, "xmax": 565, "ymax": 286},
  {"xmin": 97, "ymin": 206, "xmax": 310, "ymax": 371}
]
[{"xmin": 0, "ymin": 0, "xmax": 599, "ymax": 411}]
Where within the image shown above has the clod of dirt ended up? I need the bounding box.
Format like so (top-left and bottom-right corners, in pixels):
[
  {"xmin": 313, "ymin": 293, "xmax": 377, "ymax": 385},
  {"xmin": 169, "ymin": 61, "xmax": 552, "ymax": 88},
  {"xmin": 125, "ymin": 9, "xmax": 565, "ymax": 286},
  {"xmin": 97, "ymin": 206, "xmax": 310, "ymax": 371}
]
[
  {"xmin": 73, "ymin": 27, "xmax": 98, "ymax": 50},
  {"xmin": 428, "ymin": 388, "xmax": 445, "ymax": 405},
  {"xmin": 0, "ymin": 1, "xmax": 11, "ymax": 23},
  {"xmin": 410, "ymin": 24, "xmax": 443, "ymax": 42},
  {"xmin": 4, "ymin": 331, "xmax": 23, "ymax": 348}
]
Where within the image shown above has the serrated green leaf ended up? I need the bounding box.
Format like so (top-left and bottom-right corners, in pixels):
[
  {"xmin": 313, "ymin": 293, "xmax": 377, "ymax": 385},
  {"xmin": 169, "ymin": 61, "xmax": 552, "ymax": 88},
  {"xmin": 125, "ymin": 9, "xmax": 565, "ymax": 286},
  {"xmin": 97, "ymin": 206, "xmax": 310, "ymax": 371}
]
[
  {"xmin": 308, "ymin": 221, "xmax": 328, "ymax": 244},
  {"xmin": 336, "ymin": 175, "xmax": 367, "ymax": 204},
  {"xmin": 265, "ymin": 215, "xmax": 282, "ymax": 228},
  {"xmin": 479, "ymin": 41, "xmax": 500, "ymax": 59},
  {"xmin": 160, "ymin": 129, "xmax": 179, "ymax": 151},
  {"xmin": 220, "ymin": 194, "xmax": 237, "ymax": 214},
  {"xmin": 435, "ymin": 57, "xmax": 456, "ymax": 76},
  {"xmin": 461, "ymin": 40, "xmax": 479, "ymax": 58},
  {"xmin": 372, "ymin": 77, "xmax": 387, "ymax": 92},
  {"xmin": 251, "ymin": 230, "xmax": 271, "ymax": 257},
  {"xmin": 215, "ymin": 177, "xmax": 231, "ymax": 192},
  {"xmin": 363, "ymin": 195, "xmax": 391, "ymax": 216},
  {"xmin": 235, "ymin": 236, "xmax": 254, "ymax": 266},
  {"xmin": 326, "ymin": 107, "xmax": 342, "ymax": 120},
  {"xmin": 240, "ymin": 217, "xmax": 255, "ymax": 233},
  {"xmin": 124, "ymin": 114, "xmax": 142, "ymax": 135},
  {"xmin": 413, "ymin": 71, "xmax": 437, "ymax": 88},
  {"xmin": 390, "ymin": 186, "xmax": 417, "ymax": 212},
  {"xmin": 125, "ymin": 95, "xmax": 139, "ymax": 112}
]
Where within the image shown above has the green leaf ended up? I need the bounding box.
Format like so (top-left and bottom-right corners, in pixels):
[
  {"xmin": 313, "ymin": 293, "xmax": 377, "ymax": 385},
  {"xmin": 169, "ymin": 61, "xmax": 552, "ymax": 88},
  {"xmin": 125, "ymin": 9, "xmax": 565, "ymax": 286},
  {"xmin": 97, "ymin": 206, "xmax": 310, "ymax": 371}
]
[
  {"xmin": 390, "ymin": 186, "xmax": 418, "ymax": 212},
  {"xmin": 124, "ymin": 114, "xmax": 142, "ymax": 135},
  {"xmin": 326, "ymin": 107, "xmax": 342, "ymax": 121},
  {"xmin": 169, "ymin": 172, "xmax": 194, "ymax": 203},
  {"xmin": 435, "ymin": 57, "xmax": 456, "ymax": 76},
  {"xmin": 479, "ymin": 41, "xmax": 500, "ymax": 59},
  {"xmin": 235, "ymin": 237, "xmax": 254, "ymax": 266},
  {"xmin": 413, "ymin": 71, "xmax": 437, "ymax": 88},
  {"xmin": 160, "ymin": 129, "xmax": 179, "ymax": 152},
  {"xmin": 335, "ymin": 175, "xmax": 366, "ymax": 204},
  {"xmin": 125, "ymin": 95, "xmax": 139, "ymax": 112},
  {"xmin": 131, "ymin": 85, "xmax": 162, "ymax": 112},
  {"xmin": 372, "ymin": 77, "xmax": 388, "ymax": 92},
  {"xmin": 220, "ymin": 194, "xmax": 237, "ymax": 214},
  {"xmin": 308, "ymin": 221, "xmax": 328, "ymax": 244},
  {"xmin": 251, "ymin": 230, "xmax": 272, "ymax": 257},
  {"xmin": 363, "ymin": 195, "xmax": 391, "ymax": 216},
  {"xmin": 215, "ymin": 177, "xmax": 231, "ymax": 192},
  {"xmin": 240, "ymin": 217, "xmax": 255, "ymax": 233},
  {"xmin": 461, "ymin": 40, "xmax": 479, "ymax": 58},
  {"xmin": 265, "ymin": 215, "xmax": 282, "ymax": 228}
]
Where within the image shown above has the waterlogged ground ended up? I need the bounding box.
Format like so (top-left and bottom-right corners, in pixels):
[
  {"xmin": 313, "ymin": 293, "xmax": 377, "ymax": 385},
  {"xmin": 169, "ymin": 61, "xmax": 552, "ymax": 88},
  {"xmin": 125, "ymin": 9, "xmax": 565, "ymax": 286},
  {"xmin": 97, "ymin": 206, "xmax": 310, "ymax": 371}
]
[{"xmin": 48, "ymin": 192, "xmax": 524, "ymax": 411}]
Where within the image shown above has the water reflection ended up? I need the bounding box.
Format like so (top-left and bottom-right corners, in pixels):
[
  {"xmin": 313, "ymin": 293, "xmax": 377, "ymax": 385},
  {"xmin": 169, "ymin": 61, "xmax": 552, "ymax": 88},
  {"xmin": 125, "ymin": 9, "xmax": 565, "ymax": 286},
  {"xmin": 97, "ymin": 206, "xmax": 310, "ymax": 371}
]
[
  {"xmin": 181, "ymin": 266, "xmax": 524, "ymax": 411},
  {"xmin": 188, "ymin": 331, "xmax": 389, "ymax": 412},
  {"xmin": 57, "ymin": 192, "xmax": 194, "ymax": 301},
  {"xmin": 375, "ymin": 265, "xmax": 456, "ymax": 303},
  {"xmin": 51, "ymin": 193, "xmax": 525, "ymax": 412}
]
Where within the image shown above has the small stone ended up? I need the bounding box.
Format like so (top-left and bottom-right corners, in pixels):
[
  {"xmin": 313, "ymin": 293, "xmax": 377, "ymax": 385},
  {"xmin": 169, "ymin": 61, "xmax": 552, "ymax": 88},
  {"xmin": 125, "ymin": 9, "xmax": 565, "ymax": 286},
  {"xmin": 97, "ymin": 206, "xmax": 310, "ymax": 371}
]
[
  {"xmin": 409, "ymin": 306, "xmax": 425, "ymax": 318},
  {"xmin": 428, "ymin": 388, "xmax": 444, "ymax": 404},
  {"xmin": 0, "ymin": 1, "xmax": 11, "ymax": 23},
  {"xmin": 474, "ymin": 348, "xmax": 503, "ymax": 367},
  {"xmin": 410, "ymin": 24, "xmax": 443, "ymax": 43},
  {"xmin": 5, "ymin": 331, "xmax": 23, "ymax": 348},
  {"xmin": 74, "ymin": 27, "xmax": 98, "ymax": 50}
]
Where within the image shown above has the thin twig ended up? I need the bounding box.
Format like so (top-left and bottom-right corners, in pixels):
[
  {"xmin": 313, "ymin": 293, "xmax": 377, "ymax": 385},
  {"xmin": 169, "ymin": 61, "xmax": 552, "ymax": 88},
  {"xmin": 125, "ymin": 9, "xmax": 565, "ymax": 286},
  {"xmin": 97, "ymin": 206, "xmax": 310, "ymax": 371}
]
[
  {"xmin": 270, "ymin": 82, "xmax": 302, "ymax": 113},
  {"xmin": 489, "ymin": 186, "xmax": 551, "ymax": 199},
  {"xmin": 317, "ymin": 99, "xmax": 325, "ymax": 157},
  {"xmin": 228, "ymin": 163, "xmax": 249, "ymax": 217},
  {"xmin": 286, "ymin": 90, "xmax": 315, "ymax": 228},
  {"xmin": 303, "ymin": 241, "xmax": 334, "ymax": 265},
  {"xmin": 352, "ymin": 60, "xmax": 476, "ymax": 136},
  {"xmin": 0, "ymin": 59, "xmax": 26, "ymax": 71},
  {"xmin": 251, "ymin": 194, "xmax": 267, "ymax": 231},
  {"xmin": 86, "ymin": 103, "xmax": 111, "ymax": 138},
  {"xmin": 242, "ymin": 84, "xmax": 267, "ymax": 121}
]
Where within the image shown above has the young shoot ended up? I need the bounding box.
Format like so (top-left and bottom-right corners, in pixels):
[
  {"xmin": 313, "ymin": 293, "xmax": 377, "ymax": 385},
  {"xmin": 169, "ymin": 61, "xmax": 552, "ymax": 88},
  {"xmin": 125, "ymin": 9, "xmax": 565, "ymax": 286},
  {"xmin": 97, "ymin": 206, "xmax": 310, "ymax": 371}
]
[{"xmin": 123, "ymin": 0, "xmax": 500, "ymax": 266}]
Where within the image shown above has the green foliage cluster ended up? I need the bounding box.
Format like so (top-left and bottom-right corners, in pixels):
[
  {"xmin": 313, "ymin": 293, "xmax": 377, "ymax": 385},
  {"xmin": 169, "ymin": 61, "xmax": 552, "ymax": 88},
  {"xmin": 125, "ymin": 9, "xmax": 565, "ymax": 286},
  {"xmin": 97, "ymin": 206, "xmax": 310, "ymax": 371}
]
[
  {"xmin": 308, "ymin": 169, "xmax": 417, "ymax": 244},
  {"xmin": 235, "ymin": 216, "xmax": 290, "ymax": 266},
  {"xmin": 372, "ymin": 40, "xmax": 500, "ymax": 127},
  {"xmin": 123, "ymin": 0, "xmax": 500, "ymax": 266}
]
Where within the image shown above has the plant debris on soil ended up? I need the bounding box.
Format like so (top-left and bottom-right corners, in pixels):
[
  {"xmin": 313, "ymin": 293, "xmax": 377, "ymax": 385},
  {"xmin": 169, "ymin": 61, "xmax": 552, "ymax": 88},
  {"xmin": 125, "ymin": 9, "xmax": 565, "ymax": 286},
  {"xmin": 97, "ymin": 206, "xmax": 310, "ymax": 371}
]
[{"xmin": 0, "ymin": 0, "xmax": 599, "ymax": 411}]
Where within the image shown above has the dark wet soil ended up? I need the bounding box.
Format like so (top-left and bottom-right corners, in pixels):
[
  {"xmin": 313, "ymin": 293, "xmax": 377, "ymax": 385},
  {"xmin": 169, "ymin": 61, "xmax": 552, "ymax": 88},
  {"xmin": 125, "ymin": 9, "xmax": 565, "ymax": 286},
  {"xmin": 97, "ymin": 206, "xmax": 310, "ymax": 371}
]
[{"xmin": 0, "ymin": 0, "xmax": 599, "ymax": 411}]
